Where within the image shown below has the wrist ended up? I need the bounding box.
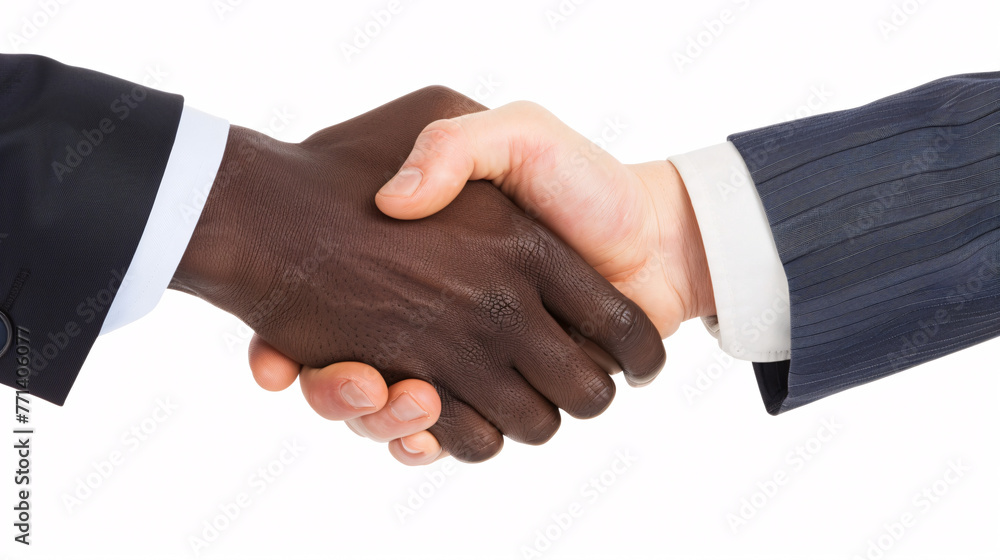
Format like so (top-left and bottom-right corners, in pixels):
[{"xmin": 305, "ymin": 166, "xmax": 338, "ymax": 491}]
[
  {"xmin": 667, "ymin": 160, "xmax": 717, "ymax": 320},
  {"xmin": 631, "ymin": 160, "xmax": 716, "ymax": 324},
  {"xmin": 170, "ymin": 126, "xmax": 283, "ymax": 306}
]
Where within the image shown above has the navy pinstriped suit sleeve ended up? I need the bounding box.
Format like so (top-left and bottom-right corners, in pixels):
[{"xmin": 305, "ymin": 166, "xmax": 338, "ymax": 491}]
[{"xmin": 728, "ymin": 73, "xmax": 1000, "ymax": 414}]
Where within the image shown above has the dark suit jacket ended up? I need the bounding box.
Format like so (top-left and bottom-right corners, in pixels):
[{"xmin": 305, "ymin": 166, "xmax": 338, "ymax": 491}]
[
  {"xmin": 0, "ymin": 54, "xmax": 183, "ymax": 404},
  {"xmin": 729, "ymin": 72, "xmax": 1000, "ymax": 414}
]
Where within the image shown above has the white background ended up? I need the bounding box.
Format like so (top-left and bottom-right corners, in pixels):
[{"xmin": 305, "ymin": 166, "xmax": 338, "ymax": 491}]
[{"xmin": 3, "ymin": 0, "xmax": 999, "ymax": 559}]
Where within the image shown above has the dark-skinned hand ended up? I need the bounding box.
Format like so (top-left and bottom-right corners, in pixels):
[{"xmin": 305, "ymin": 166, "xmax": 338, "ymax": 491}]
[{"xmin": 170, "ymin": 87, "xmax": 666, "ymax": 462}]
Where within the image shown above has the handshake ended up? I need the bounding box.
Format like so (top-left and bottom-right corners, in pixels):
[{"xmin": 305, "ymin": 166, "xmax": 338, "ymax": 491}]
[{"xmin": 176, "ymin": 87, "xmax": 716, "ymax": 464}]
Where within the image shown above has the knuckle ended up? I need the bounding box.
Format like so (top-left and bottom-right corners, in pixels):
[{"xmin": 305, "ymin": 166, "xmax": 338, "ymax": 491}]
[
  {"xmin": 511, "ymin": 234, "xmax": 547, "ymax": 267},
  {"xmin": 454, "ymin": 339, "xmax": 489, "ymax": 368},
  {"xmin": 414, "ymin": 85, "xmax": 487, "ymax": 119},
  {"xmin": 472, "ymin": 286, "xmax": 528, "ymax": 336},
  {"xmin": 503, "ymin": 219, "xmax": 555, "ymax": 276},
  {"xmin": 605, "ymin": 298, "xmax": 641, "ymax": 346},
  {"xmin": 414, "ymin": 119, "xmax": 466, "ymax": 159}
]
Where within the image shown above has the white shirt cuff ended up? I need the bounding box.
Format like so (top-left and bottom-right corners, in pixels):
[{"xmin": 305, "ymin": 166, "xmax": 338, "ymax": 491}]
[
  {"xmin": 101, "ymin": 106, "xmax": 230, "ymax": 334},
  {"xmin": 668, "ymin": 142, "xmax": 791, "ymax": 362}
]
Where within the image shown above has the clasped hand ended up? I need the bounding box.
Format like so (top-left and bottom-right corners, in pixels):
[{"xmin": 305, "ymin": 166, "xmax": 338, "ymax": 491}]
[{"xmin": 172, "ymin": 87, "xmax": 675, "ymax": 463}]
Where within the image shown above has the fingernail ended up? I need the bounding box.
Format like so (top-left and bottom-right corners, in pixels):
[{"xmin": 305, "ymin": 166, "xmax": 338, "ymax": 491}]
[
  {"xmin": 340, "ymin": 381, "xmax": 375, "ymax": 410},
  {"xmin": 379, "ymin": 168, "xmax": 423, "ymax": 198},
  {"xmin": 389, "ymin": 392, "xmax": 429, "ymax": 422},
  {"xmin": 400, "ymin": 437, "xmax": 422, "ymax": 455}
]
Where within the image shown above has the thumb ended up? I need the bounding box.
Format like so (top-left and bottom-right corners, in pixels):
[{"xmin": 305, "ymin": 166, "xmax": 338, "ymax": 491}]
[{"xmin": 375, "ymin": 105, "xmax": 531, "ymax": 220}]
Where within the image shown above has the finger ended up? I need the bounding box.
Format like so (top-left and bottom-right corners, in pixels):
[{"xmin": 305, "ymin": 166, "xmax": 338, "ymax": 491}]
[
  {"xmin": 536, "ymin": 234, "xmax": 667, "ymax": 387},
  {"xmin": 573, "ymin": 328, "xmax": 622, "ymax": 376},
  {"xmin": 388, "ymin": 432, "xmax": 447, "ymax": 466},
  {"xmin": 548, "ymin": 283, "xmax": 666, "ymax": 387},
  {"xmin": 248, "ymin": 334, "xmax": 301, "ymax": 392},
  {"xmin": 375, "ymin": 102, "xmax": 554, "ymax": 220},
  {"xmin": 447, "ymin": 362, "xmax": 562, "ymax": 446},
  {"xmin": 545, "ymin": 319, "xmax": 623, "ymax": 377},
  {"xmin": 430, "ymin": 392, "xmax": 504, "ymax": 463},
  {"xmin": 379, "ymin": 345, "xmax": 561, "ymax": 446},
  {"xmin": 349, "ymin": 379, "xmax": 441, "ymax": 442},
  {"xmin": 299, "ymin": 362, "xmax": 390, "ymax": 421},
  {"xmin": 515, "ymin": 311, "xmax": 617, "ymax": 419}
]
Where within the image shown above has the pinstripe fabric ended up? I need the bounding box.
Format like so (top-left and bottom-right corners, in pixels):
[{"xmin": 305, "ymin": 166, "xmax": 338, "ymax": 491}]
[{"xmin": 728, "ymin": 73, "xmax": 1000, "ymax": 414}]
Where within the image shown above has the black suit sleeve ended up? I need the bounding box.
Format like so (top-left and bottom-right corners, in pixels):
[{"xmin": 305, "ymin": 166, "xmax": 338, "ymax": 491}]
[{"xmin": 0, "ymin": 54, "xmax": 184, "ymax": 405}]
